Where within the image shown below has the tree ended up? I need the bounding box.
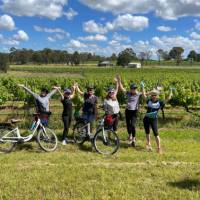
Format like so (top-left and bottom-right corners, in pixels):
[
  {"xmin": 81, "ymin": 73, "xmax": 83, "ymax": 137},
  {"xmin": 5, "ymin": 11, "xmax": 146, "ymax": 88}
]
[
  {"xmin": 144, "ymin": 50, "xmax": 152, "ymax": 65},
  {"xmin": 117, "ymin": 48, "xmax": 136, "ymax": 67},
  {"xmin": 110, "ymin": 53, "xmax": 117, "ymax": 61},
  {"xmin": 138, "ymin": 52, "xmax": 146, "ymax": 66},
  {"xmin": 187, "ymin": 50, "xmax": 197, "ymax": 63},
  {"xmin": 161, "ymin": 51, "xmax": 171, "ymax": 61},
  {"xmin": 156, "ymin": 49, "xmax": 164, "ymax": 65},
  {"xmin": 0, "ymin": 53, "xmax": 9, "ymax": 72},
  {"xmin": 137, "ymin": 51, "xmax": 152, "ymax": 66},
  {"xmin": 71, "ymin": 51, "xmax": 80, "ymax": 65},
  {"xmin": 169, "ymin": 47, "xmax": 184, "ymax": 66}
]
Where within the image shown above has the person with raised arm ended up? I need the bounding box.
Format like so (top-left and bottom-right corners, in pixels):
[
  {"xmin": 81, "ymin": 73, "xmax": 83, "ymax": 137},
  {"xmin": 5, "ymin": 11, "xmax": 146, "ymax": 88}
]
[
  {"xmin": 103, "ymin": 77, "xmax": 120, "ymax": 132},
  {"xmin": 142, "ymin": 84, "xmax": 173, "ymax": 154},
  {"xmin": 57, "ymin": 85, "xmax": 76, "ymax": 145},
  {"xmin": 76, "ymin": 84, "xmax": 98, "ymax": 131},
  {"xmin": 18, "ymin": 84, "xmax": 60, "ymax": 126},
  {"xmin": 117, "ymin": 75, "xmax": 143, "ymax": 147}
]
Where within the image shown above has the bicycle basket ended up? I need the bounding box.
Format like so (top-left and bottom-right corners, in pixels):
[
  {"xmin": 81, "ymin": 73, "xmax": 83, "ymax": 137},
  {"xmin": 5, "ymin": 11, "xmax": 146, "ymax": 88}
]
[{"xmin": 105, "ymin": 115, "xmax": 113, "ymax": 126}]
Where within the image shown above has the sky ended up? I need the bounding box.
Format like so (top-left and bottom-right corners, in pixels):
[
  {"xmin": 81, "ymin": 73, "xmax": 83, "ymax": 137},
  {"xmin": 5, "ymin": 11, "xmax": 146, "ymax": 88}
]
[{"xmin": 1, "ymin": 0, "xmax": 200, "ymax": 57}]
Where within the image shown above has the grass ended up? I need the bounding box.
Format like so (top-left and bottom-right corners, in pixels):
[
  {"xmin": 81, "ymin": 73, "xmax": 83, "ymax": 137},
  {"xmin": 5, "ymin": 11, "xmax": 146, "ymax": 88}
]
[
  {"xmin": 0, "ymin": 128, "xmax": 200, "ymax": 200},
  {"xmin": 0, "ymin": 65, "xmax": 200, "ymax": 199}
]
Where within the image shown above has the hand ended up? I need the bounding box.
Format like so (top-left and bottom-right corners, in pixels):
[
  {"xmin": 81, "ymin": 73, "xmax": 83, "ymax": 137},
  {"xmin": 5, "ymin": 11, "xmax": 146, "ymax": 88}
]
[
  {"xmin": 141, "ymin": 81, "xmax": 145, "ymax": 88},
  {"xmin": 18, "ymin": 84, "xmax": 24, "ymax": 87},
  {"xmin": 53, "ymin": 86, "xmax": 61, "ymax": 90},
  {"xmin": 74, "ymin": 82, "xmax": 79, "ymax": 88},
  {"xmin": 114, "ymin": 77, "xmax": 118, "ymax": 83},
  {"xmin": 116, "ymin": 75, "xmax": 121, "ymax": 82}
]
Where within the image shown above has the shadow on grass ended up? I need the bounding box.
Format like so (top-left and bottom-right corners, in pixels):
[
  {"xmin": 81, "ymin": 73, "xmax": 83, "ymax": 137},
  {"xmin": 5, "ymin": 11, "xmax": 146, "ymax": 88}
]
[
  {"xmin": 15, "ymin": 143, "xmax": 35, "ymax": 151},
  {"xmin": 168, "ymin": 178, "xmax": 200, "ymax": 191},
  {"xmin": 57, "ymin": 134, "xmax": 75, "ymax": 144},
  {"xmin": 119, "ymin": 141, "xmax": 146, "ymax": 151}
]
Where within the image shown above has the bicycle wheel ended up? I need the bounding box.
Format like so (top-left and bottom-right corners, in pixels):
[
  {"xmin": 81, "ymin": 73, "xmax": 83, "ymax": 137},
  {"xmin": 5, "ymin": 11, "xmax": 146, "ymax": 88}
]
[
  {"xmin": 0, "ymin": 128, "xmax": 16, "ymax": 153},
  {"xmin": 73, "ymin": 121, "xmax": 88, "ymax": 145},
  {"xmin": 93, "ymin": 129, "xmax": 120, "ymax": 155},
  {"xmin": 37, "ymin": 128, "xmax": 58, "ymax": 152}
]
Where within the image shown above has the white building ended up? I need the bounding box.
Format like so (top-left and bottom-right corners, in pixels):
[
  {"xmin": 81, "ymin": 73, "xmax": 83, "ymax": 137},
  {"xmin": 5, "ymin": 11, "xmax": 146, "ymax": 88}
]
[{"xmin": 128, "ymin": 62, "xmax": 141, "ymax": 68}]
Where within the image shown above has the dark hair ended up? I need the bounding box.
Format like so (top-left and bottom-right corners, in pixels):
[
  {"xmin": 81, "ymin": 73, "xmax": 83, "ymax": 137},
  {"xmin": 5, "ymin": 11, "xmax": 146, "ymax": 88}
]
[{"xmin": 41, "ymin": 88, "xmax": 49, "ymax": 94}]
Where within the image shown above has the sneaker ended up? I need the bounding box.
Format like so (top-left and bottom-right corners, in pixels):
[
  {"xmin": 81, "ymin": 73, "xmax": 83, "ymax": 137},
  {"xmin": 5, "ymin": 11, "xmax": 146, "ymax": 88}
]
[
  {"xmin": 127, "ymin": 136, "xmax": 133, "ymax": 145},
  {"xmin": 62, "ymin": 140, "xmax": 67, "ymax": 145},
  {"xmin": 132, "ymin": 141, "xmax": 136, "ymax": 147},
  {"xmin": 146, "ymin": 144, "xmax": 152, "ymax": 151}
]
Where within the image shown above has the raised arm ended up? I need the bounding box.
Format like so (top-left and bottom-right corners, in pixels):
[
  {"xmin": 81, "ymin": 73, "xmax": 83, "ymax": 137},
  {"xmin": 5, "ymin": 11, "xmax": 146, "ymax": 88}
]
[
  {"xmin": 69, "ymin": 84, "xmax": 76, "ymax": 99},
  {"xmin": 57, "ymin": 88, "xmax": 64, "ymax": 101},
  {"xmin": 165, "ymin": 88, "xmax": 173, "ymax": 103},
  {"xmin": 141, "ymin": 81, "xmax": 147, "ymax": 100},
  {"xmin": 47, "ymin": 86, "xmax": 59, "ymax": 99},
  {"xmin": 76, "ymin": 84, "xmax": 84, "ymax": 96},
  {"xmin": 117, "ymin": 75, "xmax": 126, "ymax": 93},
  {"xmin": 114, "ymin": 77, "xmax": 119, "ymax": 96},
  {"xmin": 18, "ymin": 84, "xmax": 39, "ymax": 99}
]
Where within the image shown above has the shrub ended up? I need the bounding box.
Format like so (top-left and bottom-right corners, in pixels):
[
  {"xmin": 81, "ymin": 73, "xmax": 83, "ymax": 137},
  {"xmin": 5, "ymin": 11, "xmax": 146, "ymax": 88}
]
[{"xmin": 0, "ymin": 53, "xmax": 9, "ymax": 73}]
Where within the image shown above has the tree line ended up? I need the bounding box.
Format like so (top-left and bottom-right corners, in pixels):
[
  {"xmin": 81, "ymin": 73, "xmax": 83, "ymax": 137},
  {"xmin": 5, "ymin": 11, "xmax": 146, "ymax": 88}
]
[{"xmin": 0, "ymin": 46, "xmax": 199, "ymax": 72}]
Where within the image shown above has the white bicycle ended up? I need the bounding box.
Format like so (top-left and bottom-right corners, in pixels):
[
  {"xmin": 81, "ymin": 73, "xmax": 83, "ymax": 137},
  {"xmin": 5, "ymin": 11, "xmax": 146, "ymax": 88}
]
[{"xmin": 0, "ymin": 113, "xmax": 58, "ymax": 153}]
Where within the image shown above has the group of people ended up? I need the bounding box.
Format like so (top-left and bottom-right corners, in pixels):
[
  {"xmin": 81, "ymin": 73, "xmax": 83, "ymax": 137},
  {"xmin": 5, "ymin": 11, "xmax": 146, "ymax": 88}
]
[{"xmin": 18, "ymin": 75, "xmax": 173, "ymax": 154}]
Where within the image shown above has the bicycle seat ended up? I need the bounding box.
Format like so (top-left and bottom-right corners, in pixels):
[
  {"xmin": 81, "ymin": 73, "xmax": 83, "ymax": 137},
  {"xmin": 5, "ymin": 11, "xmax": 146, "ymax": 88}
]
[
  {"xmin": 33, "ymin": 113, "xmax": 40, "ymax": 116},
  {"xmin": 11, "ymin": 119, "xmax": 23, "ymax": 124}
]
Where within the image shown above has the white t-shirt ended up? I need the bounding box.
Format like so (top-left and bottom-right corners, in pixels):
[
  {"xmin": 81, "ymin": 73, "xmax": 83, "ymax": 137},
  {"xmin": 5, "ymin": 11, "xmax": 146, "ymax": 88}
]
[{"xmin": 103, "ymin": 99, "xmax": 120, "ymax": 115}]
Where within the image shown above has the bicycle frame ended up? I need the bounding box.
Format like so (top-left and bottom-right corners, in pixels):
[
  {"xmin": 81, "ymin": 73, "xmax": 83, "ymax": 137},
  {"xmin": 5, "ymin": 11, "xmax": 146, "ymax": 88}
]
[{"xmin": 0, "ymin": 118, "xmax": 45, "ymax": 143}]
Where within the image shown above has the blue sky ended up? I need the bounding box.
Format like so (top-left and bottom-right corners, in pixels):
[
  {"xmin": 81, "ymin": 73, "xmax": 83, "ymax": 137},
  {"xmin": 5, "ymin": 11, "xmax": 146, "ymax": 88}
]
[{"xmin": 0, "ymin": 0, "xmax": 200, "ymax": 57}]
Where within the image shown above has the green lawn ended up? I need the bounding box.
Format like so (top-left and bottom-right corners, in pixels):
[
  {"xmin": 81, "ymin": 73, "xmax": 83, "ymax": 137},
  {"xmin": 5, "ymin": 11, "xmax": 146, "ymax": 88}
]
[{"xmin": 0, "ymin": 128, "xmax": 200, "ymax": 200}]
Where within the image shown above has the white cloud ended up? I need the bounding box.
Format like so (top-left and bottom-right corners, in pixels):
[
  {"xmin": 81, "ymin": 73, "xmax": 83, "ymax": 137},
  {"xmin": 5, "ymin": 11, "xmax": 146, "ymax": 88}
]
[
  {"xmin": 151, "ymin": 36, "xmax": 200, "ymax": 56},
  {"xmin": 64, "ymin": 8, "xmax": 78, "ymax": 20},
  {"xmin": 47, "ymin": 37, "xmax": 56, "ymax": 42},
  {"xmin": 0, "ymin": 34, "xmax": 19, "ymax": 46},
  {"xmin": 68, "ymin": 39, "xmax": 87, "ymax": 48},
  {"xmin": 1, "ymin": 0, "xmax": 68, "ymax": 20},
  {"xmin": 79, "ymin": 0, "xmax": 200, "ymax": 20},
  {"xmin": 34, "ymin": 25, "xmax": 68, "ymax": 34},
  {"xmin": 190, "ymin": 32, "xmax": 200, "ymax": 40},
  {"xmin": 78, "ymin": 34, "xmax": 107, "ymax": 41},
  {"xmin": 0, "ymin": 14, "xmax": 15, "ymax": 31},
  {"xmin": 157, "ymin": 26, "xmax": 175, "ymax": 32},
  {"xmin": 108, "ymin": 40, "xmax": 121, "ymax": 46},
  {"xmin": 113, "ymin": 33, "xmax": 131, "ymax": 43},
  {"xmin": 110, "ymin": 14, "xmax": 149, "ymax": 31},
  {"xmin": 13, "ymin": 30, "xmax": 29, "ymax": 41},
  {"xmin": 194, "ymin": 20, "xmax": 200, "ymax": 31},
  {"xmin": 34, "ymin": 25, "xmax": 70, "ymax": 41},
  {"xmin": 83, "ymin": 14, "xmax": 149, "ymax": 34},
  {"xmin": 47, "ymin": 34, "xmax": 66, "ymax": 42},
  {"xmin": 66, "ymin": 35, "xmax": 200, "ymax": 57},
  {"xmin": 83, "ymin": 20, "xmax": 107, "ymax": 34}
]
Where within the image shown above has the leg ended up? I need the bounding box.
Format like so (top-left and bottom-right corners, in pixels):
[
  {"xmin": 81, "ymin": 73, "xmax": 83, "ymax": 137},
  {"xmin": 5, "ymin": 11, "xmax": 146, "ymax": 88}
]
[
  {"xmin": 143, "ymin": 117, "xmax": 152, "ymax": 150},
  {"xmin": 125, "ymin": 109, "xmax": 133, "ymax": 142},
  {"xmin": 130, "ymin": 111, "xmax": 137, "ymax": 142},
  {"xmin": 62, "ymin": 116, "xmax": 70, "ymax": 142},
  {"xmin": 112, "ymin": 114, "xmax": 119, "ymax": 132},
  {"xmin": 151, "ymin": 119, "xmax": 161, "ymax": 153}
]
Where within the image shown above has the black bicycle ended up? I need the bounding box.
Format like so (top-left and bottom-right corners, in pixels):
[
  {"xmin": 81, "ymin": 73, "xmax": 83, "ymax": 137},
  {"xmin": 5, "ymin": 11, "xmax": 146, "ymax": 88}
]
[{"xmin": 73, "ymin": 116, "xmax": 120, "ymax": 155}]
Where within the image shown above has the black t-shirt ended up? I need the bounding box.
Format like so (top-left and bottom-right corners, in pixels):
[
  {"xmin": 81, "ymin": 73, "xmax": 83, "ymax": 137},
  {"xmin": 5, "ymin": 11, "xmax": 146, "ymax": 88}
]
[
  {"xmin": 146, "ymin": 99, "xmax": 165, "ymax": 113},
  {"xmin": 61, "ymin": 98, "xmax": 72, "ymax": 116},
  {"xmin": 83, "ymin": 93, "xmax": 98, "ymax": 114}
]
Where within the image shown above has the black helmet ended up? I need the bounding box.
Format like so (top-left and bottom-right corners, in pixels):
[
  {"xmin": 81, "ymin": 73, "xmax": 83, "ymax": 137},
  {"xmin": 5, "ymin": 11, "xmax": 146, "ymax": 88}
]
[{"xmin": 130, "ymin": 83, "xmax": 138, "ymax": 89}]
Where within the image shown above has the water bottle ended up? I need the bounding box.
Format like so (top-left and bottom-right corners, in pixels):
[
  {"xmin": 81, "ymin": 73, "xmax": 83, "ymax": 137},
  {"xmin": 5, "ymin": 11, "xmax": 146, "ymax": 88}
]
[{"xmin": 30, "ymin": 122, "xmax": 36, "ymax": 131}]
